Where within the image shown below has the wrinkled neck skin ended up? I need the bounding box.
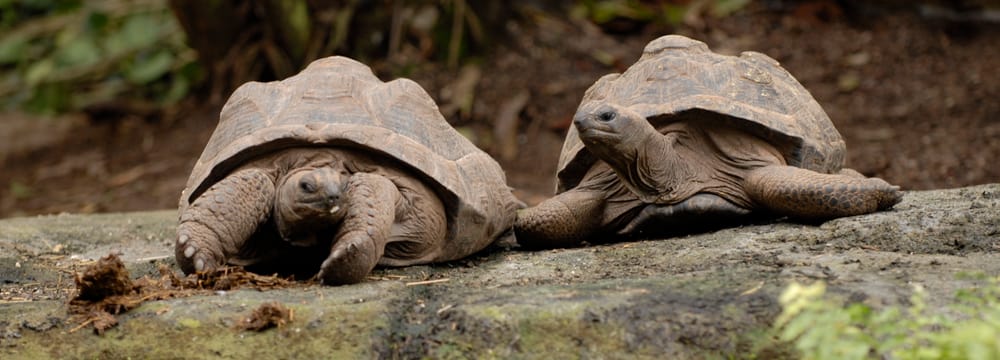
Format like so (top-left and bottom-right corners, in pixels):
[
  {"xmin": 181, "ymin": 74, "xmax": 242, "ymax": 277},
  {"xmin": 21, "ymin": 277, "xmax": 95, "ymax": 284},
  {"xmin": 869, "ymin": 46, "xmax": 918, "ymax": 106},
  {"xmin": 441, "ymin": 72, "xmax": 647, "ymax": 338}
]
[
  {"xmin": 636, "ymin": 126, "xmax": 703, "ymax": 202},
  {"xmin": 590, "ymin": 121, "xmax": 701, "ymax": 204}
]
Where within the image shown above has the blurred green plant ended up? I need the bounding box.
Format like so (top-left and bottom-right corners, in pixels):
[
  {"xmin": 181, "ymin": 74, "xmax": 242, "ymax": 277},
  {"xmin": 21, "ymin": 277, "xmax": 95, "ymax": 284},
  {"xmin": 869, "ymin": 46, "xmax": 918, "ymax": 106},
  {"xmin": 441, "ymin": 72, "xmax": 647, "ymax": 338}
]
[
  {"xmin": 572, "ymin": 0, "xmax": 657, "ymax": 24},
  {"xmin": 167, "ymin": 0, "xmax": 501, "ymax": 102},
  {"xmin": 0, "ymin": 0, "xmax": 199, "ymax": 115},
  {"xmin": 773, "ymin": 275, "xmax": 1000, "ymax": 360},
  {"xmin": 8, "ymin": 181, "xmax": 33, "ymax": 199},
  {"xmin": 571, "ymin": 0, "xmax": 751, "ymax": 27}
]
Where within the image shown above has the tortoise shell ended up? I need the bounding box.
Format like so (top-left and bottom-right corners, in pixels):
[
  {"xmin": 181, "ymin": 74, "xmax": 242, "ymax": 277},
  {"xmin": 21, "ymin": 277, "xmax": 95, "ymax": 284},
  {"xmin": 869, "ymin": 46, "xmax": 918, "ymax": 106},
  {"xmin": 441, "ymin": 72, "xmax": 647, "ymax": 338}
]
[
  {"xmin": 180, "ymin": 56, "xmax": 516, "ymax": 248},
  {"xmin": 557, "ymin": 35, "xmax": 846, "ymax": 193}
]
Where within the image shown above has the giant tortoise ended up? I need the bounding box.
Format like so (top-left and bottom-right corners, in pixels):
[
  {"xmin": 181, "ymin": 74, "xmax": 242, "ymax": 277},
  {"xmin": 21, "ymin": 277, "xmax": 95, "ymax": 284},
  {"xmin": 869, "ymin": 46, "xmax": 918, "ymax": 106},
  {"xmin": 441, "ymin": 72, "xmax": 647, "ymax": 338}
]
[
  {"xmin": 516, "ymin": 35, "xmax": 902, "ymax": 249},
  {"xmin": 176, "ymin": 56, "xmax": 519, "ymax": 284}
]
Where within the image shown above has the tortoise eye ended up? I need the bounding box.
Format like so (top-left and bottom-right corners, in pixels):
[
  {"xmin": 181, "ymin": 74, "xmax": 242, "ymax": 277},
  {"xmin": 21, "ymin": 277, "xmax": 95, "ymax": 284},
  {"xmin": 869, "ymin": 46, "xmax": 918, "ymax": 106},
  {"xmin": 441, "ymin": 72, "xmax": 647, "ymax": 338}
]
[
  {"xmin": 299, "ymin": 179, "xmax": 317, "ymax": 193},
  {"xmin": 598, "ymin": 111, "xmax": 616, "ymax": 122}
]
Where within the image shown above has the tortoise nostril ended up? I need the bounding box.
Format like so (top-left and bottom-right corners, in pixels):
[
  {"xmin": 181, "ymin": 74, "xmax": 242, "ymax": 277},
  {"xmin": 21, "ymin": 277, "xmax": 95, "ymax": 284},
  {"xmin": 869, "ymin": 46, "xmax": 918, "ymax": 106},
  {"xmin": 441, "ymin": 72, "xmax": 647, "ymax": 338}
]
[{"xmin": 324, "ymin": 185, "xmax": 342, "ymax": 204}]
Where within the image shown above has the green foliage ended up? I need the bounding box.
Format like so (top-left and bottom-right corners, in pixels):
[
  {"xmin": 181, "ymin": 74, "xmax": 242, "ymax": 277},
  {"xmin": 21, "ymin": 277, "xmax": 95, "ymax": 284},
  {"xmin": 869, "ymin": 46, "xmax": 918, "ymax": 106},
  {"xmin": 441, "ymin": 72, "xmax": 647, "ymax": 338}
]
[
  {"xmin": 0, "ymin": 0, "xmax": 199, "ymax": 114},
  {"xmin": 773, "ymin": 277, "xmax": 1000, "ymax": 360},
  {"xmin": 8, "ymin": 181, "xmax": 33, "ymax": 199},
  {"xmin": 571, "ymin": 0, "xmax": 751, "ymax": 27},
  {"xmin": 573, "ymin": 0, "xmax": 658, "ymax": 24}
]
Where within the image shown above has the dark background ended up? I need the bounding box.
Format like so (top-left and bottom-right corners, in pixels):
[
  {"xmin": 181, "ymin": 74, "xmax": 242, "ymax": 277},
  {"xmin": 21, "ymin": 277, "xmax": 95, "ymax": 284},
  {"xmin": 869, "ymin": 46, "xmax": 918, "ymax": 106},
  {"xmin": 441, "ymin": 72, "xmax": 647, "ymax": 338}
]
[{"xmin": 1, "ymin": 0, "xmax": 998, "ymax": 218}]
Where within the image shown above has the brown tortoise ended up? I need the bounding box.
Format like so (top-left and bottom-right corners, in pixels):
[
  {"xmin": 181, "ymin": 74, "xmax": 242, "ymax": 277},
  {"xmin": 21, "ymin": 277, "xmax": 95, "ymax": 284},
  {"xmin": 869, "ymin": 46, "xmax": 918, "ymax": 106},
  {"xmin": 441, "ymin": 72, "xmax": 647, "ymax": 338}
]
[
  {"xmin": 176, "ymin": 56, "xmax": 519, "ymax": 285},
  {"xmin": 516, "ymin": 35, "xmax": 903, "ymax": 249}
]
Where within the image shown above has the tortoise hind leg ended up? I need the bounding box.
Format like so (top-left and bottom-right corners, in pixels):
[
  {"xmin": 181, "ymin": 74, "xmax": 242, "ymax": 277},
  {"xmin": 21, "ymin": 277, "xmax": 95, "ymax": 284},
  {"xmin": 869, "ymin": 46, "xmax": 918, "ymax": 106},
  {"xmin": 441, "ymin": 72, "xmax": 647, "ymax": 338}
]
[
  {"xmin": 378, "ymin": 179, "xmax": 448, "ymax": 266},
  {"xmin": 176, "ymin": 168, "xmax": 275, "ymax": 274},
  {"xmin": 319, "ymin": 172, "xmax": 398, "ymax": 285},
  {"xmin": 837, "ymin": 168, "xmax": 866, "ymax": 178},
  {"xmin": 745, "ymin": 165, "xmax": 902, "ymax": 220},
  {"xmin": 515, "ymin": 189, "xmax": 606, "ymax": 249}
]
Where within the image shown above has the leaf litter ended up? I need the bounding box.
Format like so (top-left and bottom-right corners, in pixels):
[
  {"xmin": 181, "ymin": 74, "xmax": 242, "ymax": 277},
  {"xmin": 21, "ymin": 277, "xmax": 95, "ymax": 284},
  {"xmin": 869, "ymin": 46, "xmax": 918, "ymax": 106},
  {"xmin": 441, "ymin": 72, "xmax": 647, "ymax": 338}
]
[{"xmin": 67, "ymin": 253, "xmax": 301, "ymax": 335}]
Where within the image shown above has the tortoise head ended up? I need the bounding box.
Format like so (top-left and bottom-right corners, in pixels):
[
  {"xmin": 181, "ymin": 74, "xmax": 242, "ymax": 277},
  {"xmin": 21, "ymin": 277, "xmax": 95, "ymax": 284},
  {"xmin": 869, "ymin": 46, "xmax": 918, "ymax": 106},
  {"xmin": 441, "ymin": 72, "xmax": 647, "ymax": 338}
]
[
  {"xmin": 574, "ymin": 102, "xmax": 696, "ymax": 201},
  {"xmin": 275, "ymin": 163, "xmax": 349, "ymax": 246},
  {"xmin": 573, "ymin": 103, "xmax": 659, "ymax": 170}
]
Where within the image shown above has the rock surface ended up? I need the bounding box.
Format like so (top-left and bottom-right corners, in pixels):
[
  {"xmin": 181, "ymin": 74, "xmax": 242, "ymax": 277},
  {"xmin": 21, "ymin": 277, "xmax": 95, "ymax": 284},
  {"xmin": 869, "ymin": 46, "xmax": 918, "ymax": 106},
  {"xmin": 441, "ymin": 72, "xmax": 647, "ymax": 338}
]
[{"xmin": 1, "ymin": 184, "xmax": 998, "ymax": 359}]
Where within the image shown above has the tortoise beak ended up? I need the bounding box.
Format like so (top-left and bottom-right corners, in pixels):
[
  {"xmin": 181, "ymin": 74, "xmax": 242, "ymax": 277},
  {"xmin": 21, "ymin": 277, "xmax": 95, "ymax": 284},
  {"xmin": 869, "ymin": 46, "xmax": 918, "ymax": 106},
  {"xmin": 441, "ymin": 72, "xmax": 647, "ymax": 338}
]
[
  {"xmin": 575, "ymin": 115, "xmax": 618, "ymax": 143},
  {"xmin": 574, "ymin": 115, "xmax": 597, "ymax": 133},
  {"xmin": 572, "ymin": 113, "xmax": 588, "ymax": 129}
]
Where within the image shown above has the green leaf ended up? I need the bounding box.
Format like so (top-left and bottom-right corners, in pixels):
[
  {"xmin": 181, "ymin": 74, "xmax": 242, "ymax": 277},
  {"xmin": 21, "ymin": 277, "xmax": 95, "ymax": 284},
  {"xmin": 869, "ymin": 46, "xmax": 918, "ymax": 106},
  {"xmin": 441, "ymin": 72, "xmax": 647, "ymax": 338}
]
[
  {"xmin": 660, "ymin": 4, "xmax": 687, "ymax": 25},
  {"xmin": 9, "ymin": 181, "xmax": 33, "ymax": 199},
  {"xmin": 54, "ymin": 35, "xmax": 101, "ymax": 67},
  {"xmin": 588, "ymin": 1, "xmax": 654, "ymax": 23},
  {"xmin": 25, "ymin": 58, "xmax": 55, "ymax": 85},
  {"xmin": 161, "ymin": 73, "xmax": 189, "ymax": 104},
  {"xmin": 0, "ymin": 33, "xmax": 29, "ymax": 64},
  {"xmin": 54, "ymin": 23, "xmax": 79, "ymax": 46},
  {"xmin": 288, "ymin": 0, "xmax": 311, "ymax": 50},
  {"xmin": 589, "ymin": 2, "xmax": 620, "ymax": 24},
  {"xmin": 25, "ymin": 83, "xmax": 70, "ymax": 114},
  {"xmin": 769, "ymin": 278, "xmax": 1000, "ymax": 360},
  {"xmin": 127, "ymin": 50, "xmax": 173, "ymax": 84},
  {"xmin": 845, "ymin": 303, "xmax": 872, "ymax": 322},
  {"xmin": 710, "ymin": 0, "xmax": 751, "ymax": 18},
  {"xmin": 86, "ymin": 10, "xmax": 108, "ymax": 31},
  {"xmin": 120, "ymin": 13, "xmax": 162, "ymax": 49},
  {"xmin": 70, "ymin": 77, "xmax": 125, "ymax": 109},
  {"xmin": 0, "ymin": 0, "xmax": 198, "ymax": 114}
]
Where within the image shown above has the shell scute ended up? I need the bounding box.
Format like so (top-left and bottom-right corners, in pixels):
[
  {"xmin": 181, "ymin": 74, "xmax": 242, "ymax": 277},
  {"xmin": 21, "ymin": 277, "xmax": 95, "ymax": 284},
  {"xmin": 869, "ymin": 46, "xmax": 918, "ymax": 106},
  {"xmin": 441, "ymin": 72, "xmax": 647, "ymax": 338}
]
[
  {"xmin": 557, "ymin": 35, "xmax": 846, "ymax": 192},
  {"xmin": 181, "ymin": 56, "xmax": 517, "ymax": 253}
]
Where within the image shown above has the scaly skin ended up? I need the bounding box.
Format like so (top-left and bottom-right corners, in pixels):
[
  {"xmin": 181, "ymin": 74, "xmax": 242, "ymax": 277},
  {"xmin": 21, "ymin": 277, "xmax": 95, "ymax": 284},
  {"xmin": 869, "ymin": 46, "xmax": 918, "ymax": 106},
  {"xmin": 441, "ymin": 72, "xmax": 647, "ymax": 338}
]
[
  {"xmin": 176, "ymin": 168, "xmax": 275, "ymax": 274},
  {"xmin": 745, "ymin": 165, "xmax": 903, "ymax": 219},
  {"xmin": 175, "ymin": 149, "xmax": 453, "ymax": 284},
  {"xmin": 514, "ymin": 189, "xmax": 606, "ymax": 249},
  {"xmin": 518, "ymin": 103, "xmax": 904, "ymax": 250},
  {"xmin": 319, "ymin": 172, "xmax": 399, "ymax": 285},
  {"xmin": 378, "ymin": 175, "xmax": 447, "ymax": 266}
]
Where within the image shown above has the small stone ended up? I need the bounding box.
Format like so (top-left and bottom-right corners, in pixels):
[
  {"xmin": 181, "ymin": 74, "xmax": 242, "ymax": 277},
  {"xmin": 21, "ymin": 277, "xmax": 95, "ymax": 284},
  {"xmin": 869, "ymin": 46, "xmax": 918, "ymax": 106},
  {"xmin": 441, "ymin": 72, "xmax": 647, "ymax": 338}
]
[
  {"xmin": 845, "ymin": 52, "xmax": 870, "ymax": 67},
  {"xmin": 837, "ymin": 72, "xmax": 861, "ymax": 92}
]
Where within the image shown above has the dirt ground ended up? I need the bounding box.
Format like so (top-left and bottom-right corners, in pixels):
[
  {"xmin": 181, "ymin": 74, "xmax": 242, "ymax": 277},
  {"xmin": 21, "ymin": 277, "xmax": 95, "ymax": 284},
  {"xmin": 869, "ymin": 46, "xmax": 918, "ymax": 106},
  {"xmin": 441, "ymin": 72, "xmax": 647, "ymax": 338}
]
[
  {"xmin": 1, "ymin": 185, "xmax": 997, "ymax": 357},
  {"xmin": 1, "ymin": 1, "xmax": 998, "ymax": 218}
]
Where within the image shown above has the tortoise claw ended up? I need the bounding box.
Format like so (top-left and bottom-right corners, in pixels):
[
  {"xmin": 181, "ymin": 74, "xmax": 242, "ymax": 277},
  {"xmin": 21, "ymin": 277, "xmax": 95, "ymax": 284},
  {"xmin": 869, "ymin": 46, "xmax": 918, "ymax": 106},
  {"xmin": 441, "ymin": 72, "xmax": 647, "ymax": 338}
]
[
  {"xmin": 318, "ymin": 236, "xmax": 378, "ymax": 286},
  {"xmin": 175, "ymin": 232, "xmax": 224, "ymax": 274}
]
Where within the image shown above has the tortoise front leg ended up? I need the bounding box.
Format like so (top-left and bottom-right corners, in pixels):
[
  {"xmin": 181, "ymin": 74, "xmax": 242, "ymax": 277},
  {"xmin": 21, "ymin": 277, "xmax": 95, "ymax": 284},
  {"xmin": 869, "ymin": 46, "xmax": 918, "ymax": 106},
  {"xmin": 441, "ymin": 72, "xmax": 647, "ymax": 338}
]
[
  {"xmin": 176, "ymin": 168, "xmax": 275, "ymax": 274},
  {"xmin": 745, "ymin": 165, "xmax": 902, "ymax": 220},
  {"xmin": 515, "ymin": 189, "xmax": 606, "ymax": 249},
  {"xmin": 318, "ymin": 172, "xmax": 399, "ymax": 285}
]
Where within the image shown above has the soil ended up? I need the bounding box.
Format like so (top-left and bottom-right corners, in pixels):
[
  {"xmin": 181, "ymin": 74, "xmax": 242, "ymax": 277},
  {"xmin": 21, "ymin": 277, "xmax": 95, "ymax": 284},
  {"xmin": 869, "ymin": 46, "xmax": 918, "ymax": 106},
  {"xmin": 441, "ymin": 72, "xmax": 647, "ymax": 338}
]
[
  {"xmin": 1, "ymin": 2, "xmax": 998, "ymax": 218},
  {"xmin": 64, "ymin": 253, "xmax": 300, "ymax": 334},
  {"xmin": 235, "ymin": 302, "xmax": 293, "ymax": 332},
  {"xmin": 72, "ymin": 254, "xmax": 134, "ymax": 301},
  {"xmin": 0, "ymin": 185, "xmax": 997, "ymax": 357}
]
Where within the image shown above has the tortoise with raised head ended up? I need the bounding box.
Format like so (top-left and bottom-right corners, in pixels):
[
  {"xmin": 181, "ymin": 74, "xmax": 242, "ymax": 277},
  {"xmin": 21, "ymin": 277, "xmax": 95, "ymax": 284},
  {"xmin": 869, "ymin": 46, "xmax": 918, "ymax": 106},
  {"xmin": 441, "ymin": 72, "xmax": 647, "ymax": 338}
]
[
  {"xmin": 176, "ymin": 56, "xmax": 519, "ymax": 285},
  {"xmin": 517, "ymin": 35, "xmax": 902, "ymax": 249}
]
